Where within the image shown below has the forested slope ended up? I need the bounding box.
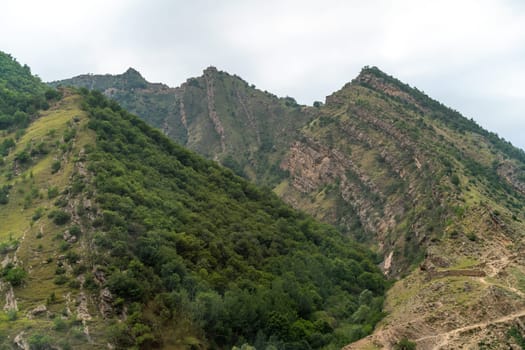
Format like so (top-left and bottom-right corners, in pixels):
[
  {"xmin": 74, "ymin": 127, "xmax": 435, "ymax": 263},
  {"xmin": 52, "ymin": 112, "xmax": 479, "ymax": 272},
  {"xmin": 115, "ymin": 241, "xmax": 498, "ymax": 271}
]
[{"xmin": 1, "ymin": 51, "xmax": 387, "ymax": 349}]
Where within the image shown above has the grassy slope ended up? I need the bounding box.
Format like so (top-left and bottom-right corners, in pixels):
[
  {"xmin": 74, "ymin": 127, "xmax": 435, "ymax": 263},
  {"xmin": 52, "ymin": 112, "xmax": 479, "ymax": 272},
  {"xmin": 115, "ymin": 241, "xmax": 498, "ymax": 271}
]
[{"xmin": 0, "ymin": 94, "xmax": 109, "ymax": 348}]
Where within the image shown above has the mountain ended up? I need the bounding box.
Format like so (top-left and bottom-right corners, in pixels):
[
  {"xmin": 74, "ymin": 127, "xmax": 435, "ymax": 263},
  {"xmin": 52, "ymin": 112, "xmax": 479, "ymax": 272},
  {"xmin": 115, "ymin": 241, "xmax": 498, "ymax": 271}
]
[
  {"xmin": 293, "ymin": 67, "xmax": 525, "ymax": 348},
  {"xmin": 0, "ymin": 52, "xmax": 387, "ymax": 349},
  {"xmin": 50, "ymin": 67, "xmax": 313, "ymax": 185},
  {"xmin": 54, "ymin": 65, "xmax": 525, "ymax": 348}
]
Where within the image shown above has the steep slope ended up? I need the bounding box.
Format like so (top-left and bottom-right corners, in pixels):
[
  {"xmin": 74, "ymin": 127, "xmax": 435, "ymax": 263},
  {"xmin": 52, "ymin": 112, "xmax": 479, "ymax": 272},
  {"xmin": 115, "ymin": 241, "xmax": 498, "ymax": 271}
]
[
  {"xmin": 283, "ymin": 67, "xmax": 525, "ymax": 348},
  {"xmin": 279, "ymin": 67, "xmax": 525, "ymax": 273},
  {"xmin": 56, "ymin": 65, "xmax": 525, "ymax": 348},
  {"xmin": 51, "ymin": 67, "xmax": 313, "ymax": 185},
  {"xmin": 1, "ymin": 53, "xmax": 387, "ymax": 349}
]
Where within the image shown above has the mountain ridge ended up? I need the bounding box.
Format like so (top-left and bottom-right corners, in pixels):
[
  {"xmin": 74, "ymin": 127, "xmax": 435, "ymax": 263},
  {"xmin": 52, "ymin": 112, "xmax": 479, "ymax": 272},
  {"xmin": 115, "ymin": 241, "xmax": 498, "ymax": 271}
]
[
  {"xmin": 51, "ymin": 65, "xmax": 315, "ymax": 186},
  {"xmin": 50, "ymin": 63, "xmax": 525, "ymax": 348}
]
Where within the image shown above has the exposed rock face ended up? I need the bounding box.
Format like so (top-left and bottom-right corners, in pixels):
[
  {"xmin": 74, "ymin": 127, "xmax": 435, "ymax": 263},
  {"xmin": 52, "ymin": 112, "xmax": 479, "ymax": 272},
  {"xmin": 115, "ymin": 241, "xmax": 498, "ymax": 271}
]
[
  {"xmin": 1, "ymin": 282, "xmax": 17, "ymax": 311},
  {"xmin": 497, "ymin": 159, "xmax": 525, "ymax": 195},
  {"xmin": 179, "ymin": 87, "xmax": 188, "ymax": 130},
  {"xmin": 27, "ymin": 305, "xmax": 47, "ymax": 318},
  {"xmin": 50, "ymin": 66, "xmax": 313, "ymax": 186},
  {"xmin": 281, "ymin": 137, "xmax": 397, "ymax": 238},
  {"xmin": 283, "ymin": 140, "xmax": 342, "ymax": 193},
  {"xmin": 14, "ymin": 332, "xmax": 29, "ymax": 350},
  {"xmin": 99, "ymin": 288, "xmax": 113, "ymax": 319},
  {"xmin": 76, "ymin": 292, "xmax": 92, "ymax": 321},
  {"xmin": 204, "ymin": 66, "xmax": 226, "ymax": 153}
]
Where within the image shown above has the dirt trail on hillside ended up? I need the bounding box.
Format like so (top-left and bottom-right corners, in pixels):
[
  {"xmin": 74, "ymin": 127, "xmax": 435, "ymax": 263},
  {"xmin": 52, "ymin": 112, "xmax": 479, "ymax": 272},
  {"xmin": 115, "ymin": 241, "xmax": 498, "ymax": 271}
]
[{"xmin": 416, "ymin": 308, "xmax": 525, "ymax": 348}]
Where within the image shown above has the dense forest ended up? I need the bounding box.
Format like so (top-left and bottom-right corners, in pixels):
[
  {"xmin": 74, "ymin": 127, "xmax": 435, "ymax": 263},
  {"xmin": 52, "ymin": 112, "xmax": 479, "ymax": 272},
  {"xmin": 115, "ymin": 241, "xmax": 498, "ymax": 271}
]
[{"xmin": 80, "ymin": 89, "xmax": 388, "ymax": 348}]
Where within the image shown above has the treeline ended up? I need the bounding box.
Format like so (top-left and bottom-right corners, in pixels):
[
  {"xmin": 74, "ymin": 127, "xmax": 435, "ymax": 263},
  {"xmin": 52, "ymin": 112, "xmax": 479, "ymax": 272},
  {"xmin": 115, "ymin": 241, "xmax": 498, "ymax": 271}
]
[{"xmin": 81, "ymin": 89, "xmax": 388, "ymax": 349}]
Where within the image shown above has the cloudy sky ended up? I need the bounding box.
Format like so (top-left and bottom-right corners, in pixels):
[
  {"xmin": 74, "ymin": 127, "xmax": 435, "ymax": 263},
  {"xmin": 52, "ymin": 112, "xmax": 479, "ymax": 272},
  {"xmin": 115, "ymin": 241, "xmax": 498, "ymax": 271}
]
[{"xmin": 1, "ymin": 0, "xmax": 524, "ymax": 150}]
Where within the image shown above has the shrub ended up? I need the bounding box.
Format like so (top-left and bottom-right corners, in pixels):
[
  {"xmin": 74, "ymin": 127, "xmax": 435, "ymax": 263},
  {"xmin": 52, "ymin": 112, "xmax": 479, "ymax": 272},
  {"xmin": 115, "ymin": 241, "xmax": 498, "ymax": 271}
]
[
  {"xmin": 28, "ymin": 333, "xmax": 52, "ymax": 350},
  {"xmin": 394, "ymin": 337, "xmax": 416, "ymax": 350},
  {"xmin": 32, "ymin": 207, "xmax": 44, "ymax": 221},
  {"xmin": 0, "ymin": 185, "xmax": 11, "ymax": 204},
  {"xmin": 54, "ymin": 275, "xmax": 68, "ymax": 285},
  {"xmin": 69, "ymin": 225, "xmax": 81, "ymax": 236},
  {"xmin": 51, "ymin": 160, "xmax": 61, "ymax": 174},
  {"xmin": 467, "ymin": 232, "xmax": 477, "ymax": 242},
  {"xmin": 68, "ymin": 279, "xmax": 81, "ymax": 289},
  {"xmin": 14, "ymin": 150, "xmax": 30, "ymax": 163},
  {"xmin": 45, "ymin": 89, "xmax": 62, "ymax": 101},
  {"xmin": 7, "ymin": 309, "xmax": 17, "ymax": 321},
  {"xmin": 107, "ymin": 271, "xmax": 145, "ymax": 302},
  {"xmin": 53, "ymin": 317, "xmax": 68, "ymax": 331},
  {"xmin": 48, "ymin": 210, "xmax": 70, "ymax": 225},
  {"xmin": 3, "ymin": 267, "xmax": 27, "ymax": 286}
]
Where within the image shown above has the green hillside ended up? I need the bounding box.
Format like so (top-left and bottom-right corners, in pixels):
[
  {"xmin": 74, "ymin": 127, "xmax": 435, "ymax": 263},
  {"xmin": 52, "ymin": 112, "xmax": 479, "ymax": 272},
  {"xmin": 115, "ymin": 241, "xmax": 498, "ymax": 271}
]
[
  {"xmin": 1, "ymin": 52, "xmax": 387, "ymax": 349},
  {"xmin": 53, "ymin": 64, "xmax": 525, "ymax": 348},
  {"xmin": 0, "ymin": 52, "xmax": 60, "ymax": 131}
]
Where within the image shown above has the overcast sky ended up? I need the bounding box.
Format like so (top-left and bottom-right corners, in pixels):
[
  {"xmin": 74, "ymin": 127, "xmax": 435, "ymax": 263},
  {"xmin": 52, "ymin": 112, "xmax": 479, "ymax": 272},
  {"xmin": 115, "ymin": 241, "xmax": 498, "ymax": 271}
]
[{"xmin": 1, "ymin": 0, "xmax": 524, "ymax": 150}]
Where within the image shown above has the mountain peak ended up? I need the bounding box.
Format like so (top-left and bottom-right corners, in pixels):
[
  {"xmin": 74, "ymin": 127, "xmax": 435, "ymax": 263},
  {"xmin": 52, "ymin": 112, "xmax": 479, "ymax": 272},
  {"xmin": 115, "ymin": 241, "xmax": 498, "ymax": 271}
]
[
  {"xmin": 324, "ymin": 65, "xmax": 422, "ymax": 109},
  {"xmin": 122, "ymin": 67, "xmax": 142, "ymax": 77},
  {"xmin": 121, "ymin": 67, "xmax": 146, "ymax": 82},
  {"xmin": 203, "ymin": 65, "xmax": 218, "ymax": 74},
  {"xmin": 354, "ymin": 65, "xmax": 407, "ymax": 91}
]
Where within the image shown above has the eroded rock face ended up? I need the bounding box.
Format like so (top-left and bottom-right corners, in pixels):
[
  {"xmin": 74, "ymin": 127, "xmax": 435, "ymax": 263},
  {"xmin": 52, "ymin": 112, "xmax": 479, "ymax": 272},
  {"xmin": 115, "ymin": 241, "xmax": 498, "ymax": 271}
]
[
  {"xmin": 27, "ymin": 305, "xmax": 47, "ymax": 319},
  {"xmin": 283, "ymin": 140, "xmax": 342, "ymax": 194},
  {"xmin": 14, "ymin": 332, "xmax": 29, "ymax": 350},
  {"xmin": 76, "ymin": 292, "xmax": 92, "ymax": 321},
  {"xmin": 2, "ymin": 282, "xmax": 17, "ymax": 311},
  {"xmin": 497, "ymin": 160, "xmax": 525, "ymax": 195},
  {"xmin": 204, "ymin": 66, "xmax": 226, "ymax": 153},
  {"xmin": 99, "ymin": 288, "xmax": 113, "ymax": 319},
  {"xmin": 280, "ymin": 136, "xmax": 411, "ymax": 273}
]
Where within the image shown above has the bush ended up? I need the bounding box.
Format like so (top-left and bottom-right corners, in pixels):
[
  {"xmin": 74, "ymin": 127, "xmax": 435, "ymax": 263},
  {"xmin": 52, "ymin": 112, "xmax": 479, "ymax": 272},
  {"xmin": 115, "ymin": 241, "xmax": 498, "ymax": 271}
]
[
  {"xmin": 28, "ymin": 333, "xmax": 53, "ymax": 350},
  {"xmin": 69, "ymin": 225, "xmax": 81, "ymax": 236},
  {"xmin": 44, "ymin": 89, "xmax": 62, "ymax": 101},
  {"xmin": 467, "ymin": 232, "xmax": 477, "ymax": 242},
  {"xmin": 3, "ymin": 267, "xmax": 27, "ymax": 286},
  {"xmin": 53, "ymin": 317, "xmax": 68, "ymax": 331},
  {"xmin": 54, "ymin": 275, "xmax": 69, "ymax": 285},
  {"xmin": 48, "ymin": 210, "xmax": 70, "ymax": 225},
  {"xmin": 14, "ymin": 150, "xmax": 30, "ymax": 163},
  {"xmin": 47, "ymin": 186, "xmax": 59, "ymax": 199},
  {"xmin": 51, "ymin": 160, "xmax": 61, "ymax": 174},
  {"xmin": 107, "ymin": 271, "xmax": 145, "ymax": 302},
  {"xmin": 68, "ymin": 279, "xmax": 81, "ymax": 289},
  {"xmin": 32, "ymin": 207, "xmax": 44, "ymax": 221},
  {"xmin": 394, "ymin": 337, "xmax": 416, "ymax": 350},
  {"xmin": 0, "ymin": 185, "xmax": 11, "ymax": 204},
  {"xmin": 7, "ymin": 309, "xmax": 17, "ymax": 321}
]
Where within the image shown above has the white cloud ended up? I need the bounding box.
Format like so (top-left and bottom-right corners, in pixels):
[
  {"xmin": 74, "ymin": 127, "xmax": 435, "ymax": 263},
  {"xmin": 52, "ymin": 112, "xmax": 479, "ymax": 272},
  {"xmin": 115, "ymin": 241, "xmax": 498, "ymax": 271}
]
[{"xmin": 0, "ymin": 0, "xmax": 523, "ymax": 149}]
